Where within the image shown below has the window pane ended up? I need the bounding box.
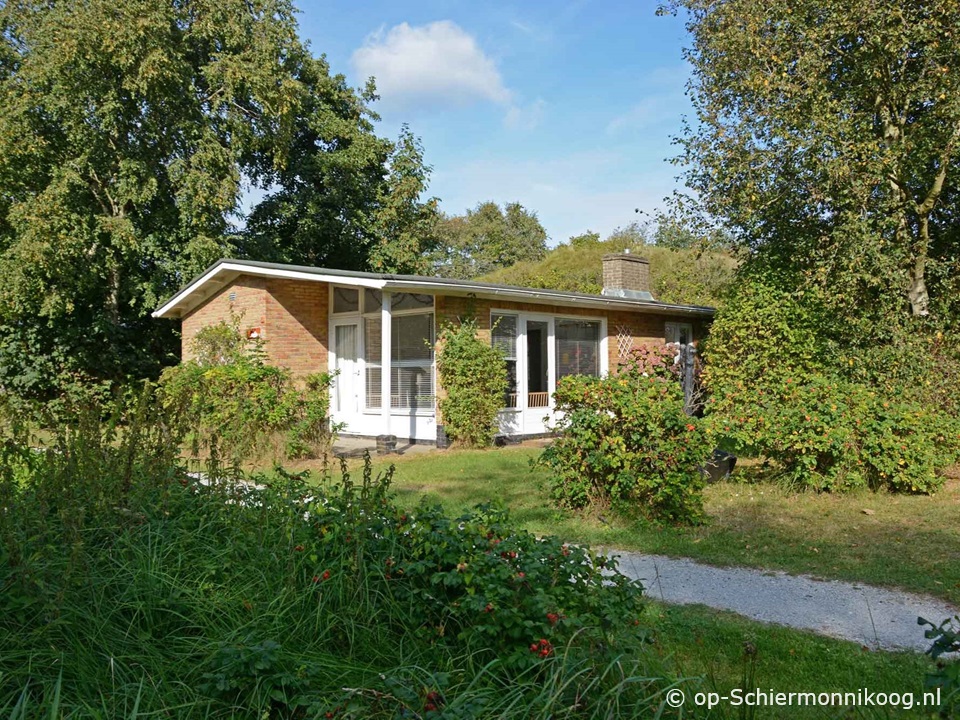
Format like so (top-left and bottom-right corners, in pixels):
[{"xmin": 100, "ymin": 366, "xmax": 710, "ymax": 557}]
[
  {"xmin": 491, "ymin": 314, "xmax": 518, "ymax": 359},
  {"xmin": 504, "ymin": 359, "xmax": 518, "ymax": 408},
  {"xmin": 333, "ymin": 287, "xmax": 359, "ymax": 313},
  {"xmin": 364, "ymin": 317, "xmax": 382, "ymax": 363},
  {"xmin": 556, "ymin": 319, "xmax": 600, "ymax": 379},
  {"xmin": 392, "ymin": 292, "xmax": 434, "ymax": 311},
  {"xmin": 392, "ymin": 365, "xmax": 434, "ymax": 409},
  {"xmin": 365, "ymin": 367, "xmax": 381, "ymax": 410},
  {"xmin": 392, "ymin": 313, "xmax": 434, "ymax": 362},
  {"xmin": 364, "ymin": 317, "xmax": 382, "ymax": 409},
  {"xmin": 364, "ymin": 288, "xmax": 382, "ymax": 314},
  {"xmin": 665, "ymin": 322, "xmax": 693, "ymax": 345}
]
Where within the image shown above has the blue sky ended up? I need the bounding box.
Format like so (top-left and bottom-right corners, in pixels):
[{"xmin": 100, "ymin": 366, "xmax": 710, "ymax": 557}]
[{"xmin": 297, "ymin": 1, "xmax": 693, "ymax": 246}]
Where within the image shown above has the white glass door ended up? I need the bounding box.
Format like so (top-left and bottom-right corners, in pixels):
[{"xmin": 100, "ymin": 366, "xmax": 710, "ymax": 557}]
[
  {"xmin": 332, "ymin": 322, "xmax": 362, "ymax": 431},
  {"xmin": 521, "ymin": 316, "xmax": 554, "ymax": 434}
]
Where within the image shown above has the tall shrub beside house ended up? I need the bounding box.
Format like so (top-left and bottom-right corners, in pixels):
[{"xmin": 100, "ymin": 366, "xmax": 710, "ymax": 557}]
[
  {"xmin": 435, "ymin": 319, "xmax": 508, "ymax": 447},
  {"xmin": 703, "ymin": 278, "xmax": 960, "ymax": 492},
  {"xmin": 159, "ymin": 320, "xmax": 336, "ymax": 464},
  {"xmin": 539, "ymin": 344, "xmax": 710, "ymax": 524}
]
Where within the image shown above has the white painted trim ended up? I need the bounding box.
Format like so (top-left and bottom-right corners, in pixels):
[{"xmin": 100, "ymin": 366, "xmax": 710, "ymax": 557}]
[
  {"xmin": 154, "ymin": 260, "xmax": 713, "ymax": 320},
  {"xmin": 153, "ymin": 262, "xmax": 387, "ymax": 318},
  {"xmin": 380, "ymin": 291, "xmax": 392, "ymax": 436}
]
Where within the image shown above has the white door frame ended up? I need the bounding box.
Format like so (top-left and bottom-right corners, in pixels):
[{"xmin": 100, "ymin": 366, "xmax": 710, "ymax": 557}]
[
  {"xmin": 330, "ymin": 318, "xmax": 363, "ymax": 433},
  {"xmin": 519, "ymin": 313, "xmax": 555, "ymax": 434}
]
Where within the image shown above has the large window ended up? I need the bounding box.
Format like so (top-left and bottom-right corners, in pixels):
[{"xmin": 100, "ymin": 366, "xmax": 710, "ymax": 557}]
[
  {"xmin": 491, "ymin": 313, "xmax": 518, "ymax": 408},
  {"xmin": 362, "ymin": 290, "xmax": 435, "ymax": 411},
  {"xmin": 556, "ymin": 319, "xmax": 600, "ymax": 380},
  {"xmin": 391, "ymin": 313, "xmax": 434, "ymax": 409}
]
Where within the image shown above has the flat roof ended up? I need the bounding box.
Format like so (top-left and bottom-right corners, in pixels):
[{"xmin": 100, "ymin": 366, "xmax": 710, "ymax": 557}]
[{"xmin": 152, "ymin": 258, "xmax": 715, "ymax": 319}]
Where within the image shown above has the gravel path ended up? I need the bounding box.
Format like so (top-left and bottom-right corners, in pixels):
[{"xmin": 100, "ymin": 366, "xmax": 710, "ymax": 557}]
[{"xmin": 607, "ymin": 551, "xmax": 958, "ymax": 653}]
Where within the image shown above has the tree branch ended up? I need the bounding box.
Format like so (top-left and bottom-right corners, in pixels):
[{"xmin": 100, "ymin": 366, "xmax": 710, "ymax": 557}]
[{"xmin": 916, "ymin": 122, "xmax": 960, "ymax": 217}]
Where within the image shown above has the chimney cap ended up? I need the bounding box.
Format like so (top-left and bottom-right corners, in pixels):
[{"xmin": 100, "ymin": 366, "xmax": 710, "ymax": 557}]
[{"xmin": 601, "ymin": 252, "xmax": 649, "ymax": 264}]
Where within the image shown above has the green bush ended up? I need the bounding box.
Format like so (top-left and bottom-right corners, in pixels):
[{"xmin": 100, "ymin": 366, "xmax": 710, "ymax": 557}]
[
  {"xmin": 539, "ymin": 344, "xmax": 710, "ymax": 524},
  {"xmin": 159, "ymin": 321, "xmax": 336, "ymax": 463},
  {"xmin": 0, "ymin": 396, "xmax": 671, "ymax": 719},
  {"xmin": 709, "ymin": 373, "xmax": 959, "ymax": 492},
  {"xmin": 920, "ymin": 615, "xmax": 960, "ymax": 716},
  {"xmin": 704, "ymin": 278, "xmax": 960, "ymax": 492},
  {"xmin": 435, "ymin": 318, "xmax": 508, "ymax": 447}
]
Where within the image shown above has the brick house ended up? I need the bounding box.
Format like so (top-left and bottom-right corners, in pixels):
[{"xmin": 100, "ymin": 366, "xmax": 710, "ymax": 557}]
[{"xmin": 153, "ymin": 253, "xmax": 714, "ymax": 443}]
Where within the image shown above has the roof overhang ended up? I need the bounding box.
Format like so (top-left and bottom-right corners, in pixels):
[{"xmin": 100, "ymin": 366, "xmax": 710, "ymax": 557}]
[{"xmin": 153, "ymin": 259, "xmax": 715, "ymax": 320}]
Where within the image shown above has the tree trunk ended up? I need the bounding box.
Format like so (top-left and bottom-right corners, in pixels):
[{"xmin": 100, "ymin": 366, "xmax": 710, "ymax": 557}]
[{"xmin": 907, "ymin": 258, "xmax": 929, "ymax": 317}]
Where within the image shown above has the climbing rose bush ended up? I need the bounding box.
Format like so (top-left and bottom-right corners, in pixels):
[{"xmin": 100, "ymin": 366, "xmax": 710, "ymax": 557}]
[{"xmin": 539, "ymin": 344, "xmax": 710, "ymax": 524}]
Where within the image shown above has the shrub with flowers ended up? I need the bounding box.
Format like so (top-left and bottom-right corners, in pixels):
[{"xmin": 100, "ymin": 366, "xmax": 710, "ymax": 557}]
[
  {"xmin": 158, "ymin": 320, "xmax": 338, "ymax": 463},
  {"xmin": 298, "ymin": 459, "xmax": 646, "ymax": 672},
  {"xmin": 538, "ymin": 343, "xmax": 710, "ymax": 524}
]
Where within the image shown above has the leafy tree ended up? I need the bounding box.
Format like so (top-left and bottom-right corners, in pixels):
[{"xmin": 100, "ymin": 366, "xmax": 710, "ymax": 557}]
[
  {"xmin": 242, "ymin": 123, "xmax": 440, "ymax": 274},
  {"xmin": 0, "ymin": 0, "xmax": 436, "ymax": 396},
  {"xmin": 432, "ymin": 201, "xmax": 548, "ymax": 278},
  {"xmin": 606, "ymin": 222, "xmax": 652, "ymax": 249},
  {"xmin": 667, "ymin": 0, "xmax": 960, "ymax": 328},
  {"xmin": 568, "ymin": 230, "xmax": 601, "ymax": 248},
  {"xmin": 652, "ymin": 214, "xmax": 732, "ymax": 251}
]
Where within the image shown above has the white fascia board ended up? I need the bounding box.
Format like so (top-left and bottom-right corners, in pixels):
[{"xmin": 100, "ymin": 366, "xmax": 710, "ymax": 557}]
[
  {"xmin": 152, "ymin": 262, "xmax": 386, "ymax": 319},
  {"xmin": 381, "ymin": 279, "xmax": 714, "ymax": 318}
]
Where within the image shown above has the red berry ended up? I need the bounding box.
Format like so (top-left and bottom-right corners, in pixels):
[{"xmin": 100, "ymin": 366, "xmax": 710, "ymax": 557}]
[{"xmin": 322, "ymin": 570, "xmax": 331, "ymax": 581}]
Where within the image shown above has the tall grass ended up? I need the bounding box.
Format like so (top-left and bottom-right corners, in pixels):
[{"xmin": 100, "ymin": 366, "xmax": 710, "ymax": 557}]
[{"xmin": 0, "ymin": 393, "xmax": 696, "ymax": 719}]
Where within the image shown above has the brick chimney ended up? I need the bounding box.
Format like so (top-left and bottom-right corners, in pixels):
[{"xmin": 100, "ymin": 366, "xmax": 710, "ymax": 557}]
[{"xmin": 601, "ymin": 251, "xmax": 654, "ymax": 300}]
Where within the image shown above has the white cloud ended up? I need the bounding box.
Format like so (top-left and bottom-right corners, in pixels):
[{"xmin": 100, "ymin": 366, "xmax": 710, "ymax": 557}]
[{"xmin": 351, "ymin": 21, "xmax": 511, "ymax": 108}]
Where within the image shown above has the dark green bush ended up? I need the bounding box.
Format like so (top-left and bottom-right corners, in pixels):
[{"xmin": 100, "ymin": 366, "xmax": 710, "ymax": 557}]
[
  {"xmin": 919, "ymin": 615, "xmax": 960, "ymax": 716},
  {"xmin": 0, "ymin": 396, "xmax": 672, "ymax": 719},
  {"xmin": 539, "ymin": 344, "xmax": 710, "ymax": 524},
  {"xmin": 435, "ymin": 318, "xmax": 508, "ymax": 447},
  {"xmin": 158, "ymin": 320, "xmax": 336, "ymax": 463},
  {"xmin": 704, "ymin": 278, "xmax": 960, "ymax": 492}
]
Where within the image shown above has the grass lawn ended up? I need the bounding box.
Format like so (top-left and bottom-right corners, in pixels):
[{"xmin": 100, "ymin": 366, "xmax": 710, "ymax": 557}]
[
  {"xmin": 287, "ymin": 445, "xmax": 960, "ymax": 606},
  {"xmin": 645, "ymin": 602, "xmax": 935, "ymax": 718}
]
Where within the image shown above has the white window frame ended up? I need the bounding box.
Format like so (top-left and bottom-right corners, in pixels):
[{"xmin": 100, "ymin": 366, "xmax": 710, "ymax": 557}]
[
  {"xmin": 359, "ymin": 289, "xmax": 436, "ymax": 416},
  {"xmin": 490, "ymin": 309, "xmax": 608, "ymax": 413},
  {"xmin": 665, "ymin": 321, "xmax": 694, "ymax": 345}
]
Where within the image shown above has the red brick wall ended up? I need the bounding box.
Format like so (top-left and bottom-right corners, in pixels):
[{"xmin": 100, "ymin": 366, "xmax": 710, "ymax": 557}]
[
  {"xmin": 179, "ymin": 274, "xmax": 329, "ymax": 375},
  {"xmin": 181, "ymin": 277, "xmax": 268, "ymax": 362},
  {"xmin": 264, "ymin": 278, "xmax": 329, "ymax": 376}
]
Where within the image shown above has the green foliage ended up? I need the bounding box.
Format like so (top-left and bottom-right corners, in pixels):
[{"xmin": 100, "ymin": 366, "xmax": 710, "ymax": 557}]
[
  {"xmin": 0, "ymin": 0, "xmax": 438, "ymax": 397},
  {"xmin": 435, "ymin": 319, "xmax": 508, "ymax": 447},
  {"xmin": 919, "ymin": 615, "xmax": 960, "ymax": 716},
  {"xmin": 0, "ymin": 396, "xmax": 670, "ymax": 718},
  {"xmin": 431, "ymin": 201, "xmax": 549, "ymax": 279},
  {"xmin": 481, "ymin": 234, "xmax": 736, "ymax": 308},
  {"xmin": 245, "ymin": 125, "xmax": 441, "ymax": 276},
  {"xmin": 668, "ymin": 0, "xmax": 960, "ymax": 323},
  {"xmin": 158, "ymin": 327, "xmax": 335, "ymax": 463},
  {"xmin": 539, "ymin": 344, "xmax": 710, "ymax": 524},
  {"xmin": 704, "ymin": 277, "xmax": 960, "ymax": 492},
  {"xmin": 709, "ymin": 372, "xmax": 958, "ymax": 493},
  {"xmin": 568, "ymin": 230, "xmax": 601, "ymax": 247}
]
